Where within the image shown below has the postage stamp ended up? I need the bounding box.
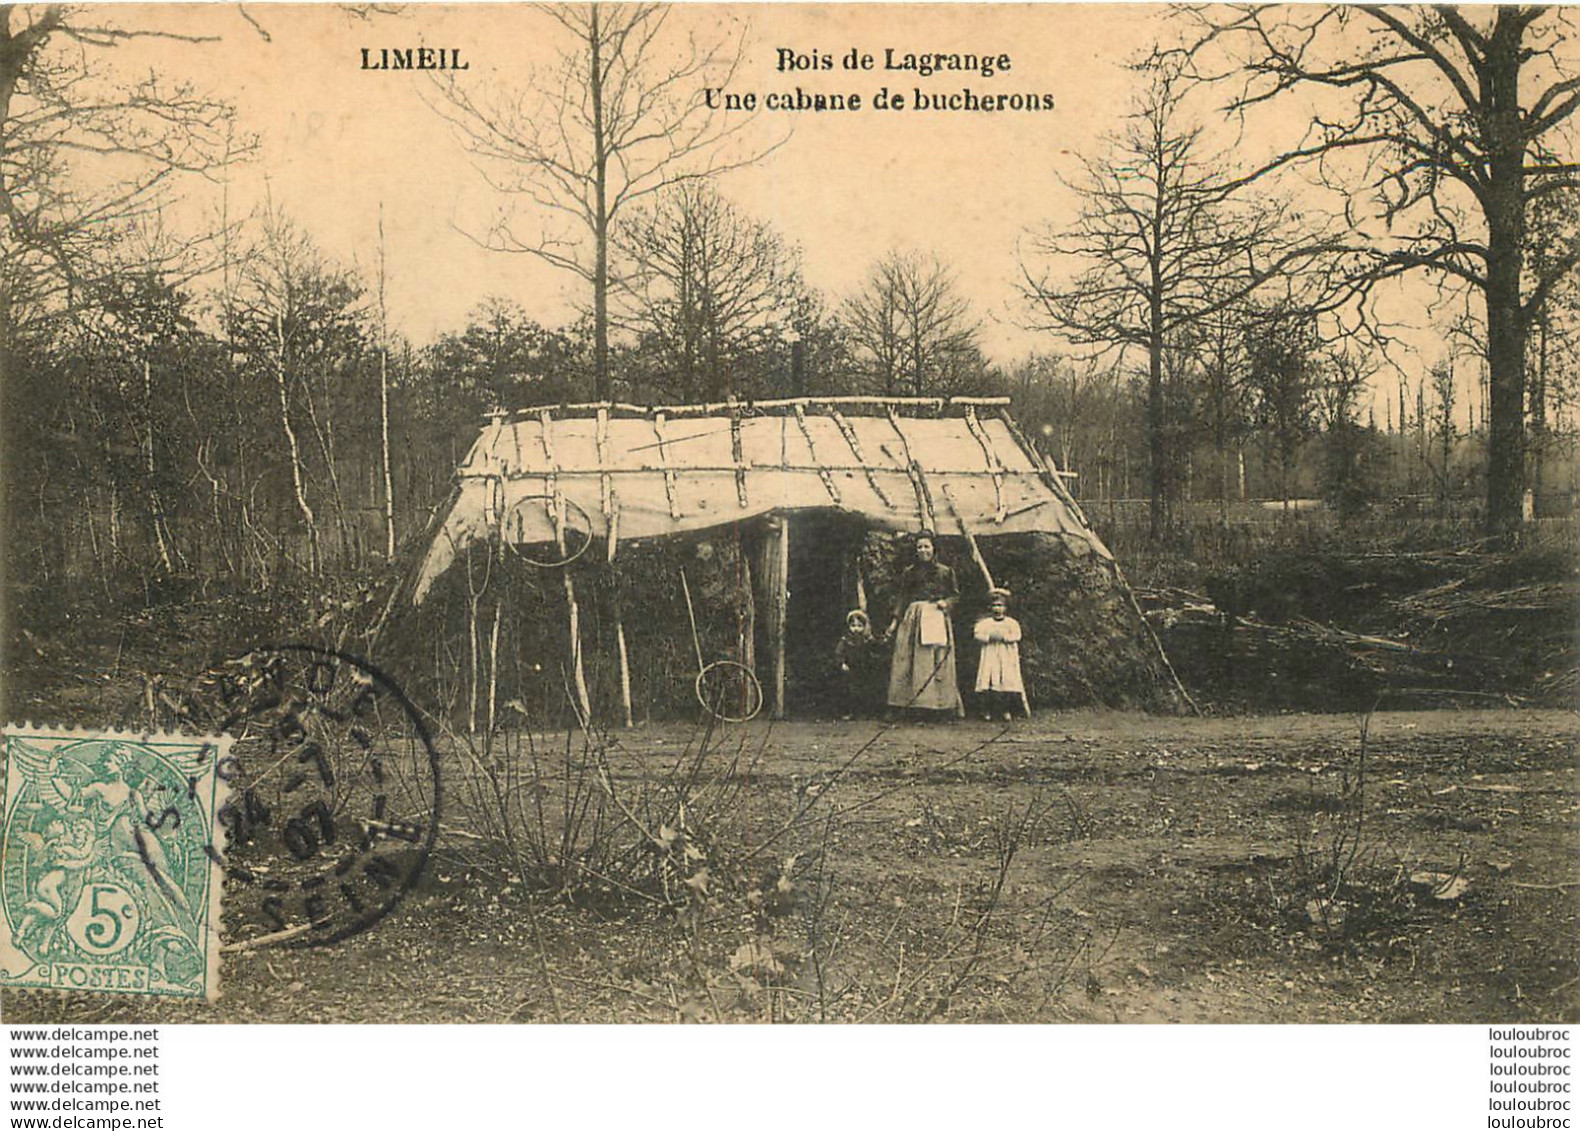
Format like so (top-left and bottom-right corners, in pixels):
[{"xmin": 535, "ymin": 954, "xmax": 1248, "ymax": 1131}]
[{"xmin": 0, "ymin": 726, "xmax": 232, "ymax": 1001}]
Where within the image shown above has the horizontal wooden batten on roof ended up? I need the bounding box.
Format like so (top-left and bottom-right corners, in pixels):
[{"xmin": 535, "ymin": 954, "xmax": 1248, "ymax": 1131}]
[
  {"xmin": 486, "ymin": 394, "xmax": 1014, "ymax": 422},
  {"xmin": 456, "ymin": 466, "xmax": 1053, "ymax": 486}
]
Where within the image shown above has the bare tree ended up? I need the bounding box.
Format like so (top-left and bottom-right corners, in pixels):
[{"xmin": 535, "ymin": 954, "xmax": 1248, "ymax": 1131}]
[
  {"xmin": 229, "ymin": 212, "xmax": 373, "ymax": 575},
  {"xmin": 843, "ymin": 250, "xmax": 979, "ymax": 396},
  {"xmin": 1006, "ymin": 353, "xmax": 1142, "ymax": 510},
  {"xmin": 1022, "ymin": 66, "xmax": 1337, "ymax": 539},
  {"xmin": 0, "ymin": 5, "xmax": 249, "ymax": 368},
  {"xmin": 431, "ymin": 3, "xmax": 775, "ymax": 400},
  {"xmin": 615, "ymin": 182, "xmax": 802, "ymax": 401},
  {"xmin": 1315, "ymin": 345, "xmax": 1375, "ymax": 436},
  {"xmin": 1177, "ymin": 4, "xmax": 1580, "ymax": 540}
]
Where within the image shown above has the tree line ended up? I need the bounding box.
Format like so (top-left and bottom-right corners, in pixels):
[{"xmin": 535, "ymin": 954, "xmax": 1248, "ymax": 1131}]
[{"xmin": 2, "ymin": 3, "xmax": 1576, "ymax": 612}]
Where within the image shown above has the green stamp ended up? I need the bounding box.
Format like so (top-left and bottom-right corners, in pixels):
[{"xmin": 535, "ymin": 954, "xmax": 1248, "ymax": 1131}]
[{"xmin": 0, "ymin": 725, "xmax": 231, "ymax": 1001}]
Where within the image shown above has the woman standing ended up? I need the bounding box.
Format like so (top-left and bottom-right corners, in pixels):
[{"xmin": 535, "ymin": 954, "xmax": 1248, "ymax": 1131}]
[{"xmin": 885, "ymin": 531, "xmax": 964, "ymax": 717}]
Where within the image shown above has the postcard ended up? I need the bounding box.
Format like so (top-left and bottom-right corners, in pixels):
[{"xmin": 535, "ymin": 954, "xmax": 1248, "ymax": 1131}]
[{"xmin": 1, "ymin": 3, "xmax": 1574, "ymax": 1040}]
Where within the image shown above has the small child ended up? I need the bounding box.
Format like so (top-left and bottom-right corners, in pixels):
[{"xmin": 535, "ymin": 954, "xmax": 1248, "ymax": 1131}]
[
  {"xmin": 973, "ymin": 588, "xmax": 1027, "ymax": 720},
  {"xmin": 834, "ymin": 608, "xmax": 877, "ymax": 719}
]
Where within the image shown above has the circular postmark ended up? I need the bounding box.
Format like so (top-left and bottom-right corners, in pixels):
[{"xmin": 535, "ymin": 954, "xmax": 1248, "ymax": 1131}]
[{"xmin": 129, "ymin": 645, "xmax": 440, "ymax": 947}]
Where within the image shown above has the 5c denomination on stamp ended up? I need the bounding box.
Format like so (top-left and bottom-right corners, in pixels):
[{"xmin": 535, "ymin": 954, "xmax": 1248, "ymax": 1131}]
[{"xmin": 0, "ymin": 725, "xmax": 232, "ymax": 1001}]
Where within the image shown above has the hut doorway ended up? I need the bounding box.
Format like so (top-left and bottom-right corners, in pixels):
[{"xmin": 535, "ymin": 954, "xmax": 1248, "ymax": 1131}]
[{"xmin": 783, "ymin": 511, "xmax": 877, "ymax": 718}]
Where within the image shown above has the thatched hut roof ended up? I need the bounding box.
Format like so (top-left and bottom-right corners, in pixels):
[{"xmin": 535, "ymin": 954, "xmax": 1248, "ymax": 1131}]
[{"xmin": 415, "ymin": 396, "xmax": 1108, "ymax": 600}]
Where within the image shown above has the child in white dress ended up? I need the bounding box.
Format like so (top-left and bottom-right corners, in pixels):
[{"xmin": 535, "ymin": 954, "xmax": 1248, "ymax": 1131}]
[{"xmin": 973, "ymin": 588, "xmax": 1028, "ymax": 720}]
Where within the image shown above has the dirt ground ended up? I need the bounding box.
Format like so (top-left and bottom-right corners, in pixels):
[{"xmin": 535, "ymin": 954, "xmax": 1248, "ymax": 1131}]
[{"xmin": 4, "ymin": 708, "xmax": 1576, "ymax": 1025}]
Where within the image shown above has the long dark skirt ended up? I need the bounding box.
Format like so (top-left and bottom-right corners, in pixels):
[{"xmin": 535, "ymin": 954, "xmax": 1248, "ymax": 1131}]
[{"xmin": 886, "ymin": 601, "xmax": 964, "ymax": 714}]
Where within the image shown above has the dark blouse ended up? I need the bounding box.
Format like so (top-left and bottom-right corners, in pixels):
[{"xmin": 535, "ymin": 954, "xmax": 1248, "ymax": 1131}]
[{"xmin": 893, "ymin": 560, "xmax": 959, "ymax": 620}]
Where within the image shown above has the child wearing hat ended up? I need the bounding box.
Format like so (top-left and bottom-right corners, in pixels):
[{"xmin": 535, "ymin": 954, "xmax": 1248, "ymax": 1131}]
[
  {"xmin": 973, "ymin": 588, "xmax": 1028, "ymax": 720},
  {"xmin": 833, "ymin": 608, "xmax": 878, "ymax": 719}
]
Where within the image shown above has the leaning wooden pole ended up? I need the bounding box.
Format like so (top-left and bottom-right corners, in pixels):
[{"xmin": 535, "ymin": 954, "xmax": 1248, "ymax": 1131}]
[
  {"xmin": 997, "ymin": 409, "xmax": 1197, "ymax": 716},
  {"xmin": 563, "ymin": 571, "xmax": 590, "ymax": 725},
  {"xmin": 607, "ymin": 499, "xmax": 633, "ymax": 728},
  {"xmin": 680, "ymin": 567, "xmax": 705, "ymax": 672},
  {"xmin": 615, "ymin": 621, "xmax": 633, "ymax": 729},
  {"xmin": 740, "ymin": 551, "xmax": 757, "ymax": 676},
  {"xmin": 486, "ymin": 602, "xmax": 502, "ymax": 748}
]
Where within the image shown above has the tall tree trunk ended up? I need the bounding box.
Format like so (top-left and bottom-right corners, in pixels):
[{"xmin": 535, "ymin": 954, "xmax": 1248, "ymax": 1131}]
[
  {"xmin": 1146, "ymin": 152, "xmax": 1167, "ymax": 542},
  {"xmin": 1146, "ymin": 318, "xmax": 1165, "ymax": 541},
  {"xmin": 381, "ymin": 348, "xmax": 395, "ymax": 559},
  {"xmin": 274, "ymin": 314, "xmax": 319, "ymax": 574},
  {"xmin": 590, "ymin": 3, "xmax": 610, "ymax": 401},
  {"xmin": 143, "ymin": 357, "xmax": 174, "ymax": 571},
  {"xmin": 1482, "ymin": 19, "xmax": 1529, "ymax": 544},
  {"xmin": 378, "ymin": 205, "xmax": 396, "ymax": 560},
  {"xmin": 1531, "ymin": 317, "xmax": 1548, "ymax": 517}
]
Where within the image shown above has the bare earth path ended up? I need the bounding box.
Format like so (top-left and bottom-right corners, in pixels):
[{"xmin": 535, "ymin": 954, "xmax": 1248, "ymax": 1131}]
[{"xmin": 5, "ymin": 709, "xmax": 1575, "ymax": 1024}]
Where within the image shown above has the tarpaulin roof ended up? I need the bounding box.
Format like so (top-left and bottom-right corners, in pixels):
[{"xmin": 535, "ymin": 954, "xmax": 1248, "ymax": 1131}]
[{"xmin": 413, "ymin": 398, "xmax": 1109, "ymax": 601}]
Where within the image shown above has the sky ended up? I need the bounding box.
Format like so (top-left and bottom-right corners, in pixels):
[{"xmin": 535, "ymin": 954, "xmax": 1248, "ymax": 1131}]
[
  {"xmin": 74, "ymin": 3, "xmax": 1574, "ymax": 421},
  {"xmin": 94, "ymin": 3, "xmax": 1183, "ymax": 353}
]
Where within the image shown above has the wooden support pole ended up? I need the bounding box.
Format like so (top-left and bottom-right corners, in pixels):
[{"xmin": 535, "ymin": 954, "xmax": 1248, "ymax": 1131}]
[
  {"xmin": 608, "ymin": 495, "xmax": 632, "ymax": 728},
  {"xmin": 680, "ymin": 568, "xmax": 705, "ymax": 672},
  {"xmin": 462, "ymin": 464, "xmax": 1040, "ymax": 482},
  {"xmin": 741, "ymin": 549, "xmax": 757, "ymax": 675},
  {"xmin": 563, "ymin": 571, "xmax": 590, "ymax": 725},
  {"xmin": 615, "ymin": 616, "xmax": 633, "ymax": 729},
  {"xmin": 467, "ymin": 594, "xmax": 479, "ymax": 735},
  {"xmin": 538, "ymin": 407, "xmax": 561, "ymax": 534},
  {"xmin": 487, "ymin": 602, "xmax": 501, "ymax": 745},
  {"xmin": 641, "ymin": 394, "xmax": 1013, "ymax": 417},
  {"xmin": 380, "ymin": 348, "xmax": 396, "ymax": 559},
  {"xmin": 774, "ymin": 516, "xmax": 789, "ymax": 720}
]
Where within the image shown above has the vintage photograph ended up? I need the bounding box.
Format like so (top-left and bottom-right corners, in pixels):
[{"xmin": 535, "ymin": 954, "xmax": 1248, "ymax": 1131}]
[{"xmin": 0, "ymin": 2, "xmax": 1575, "ymax": 1025}]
